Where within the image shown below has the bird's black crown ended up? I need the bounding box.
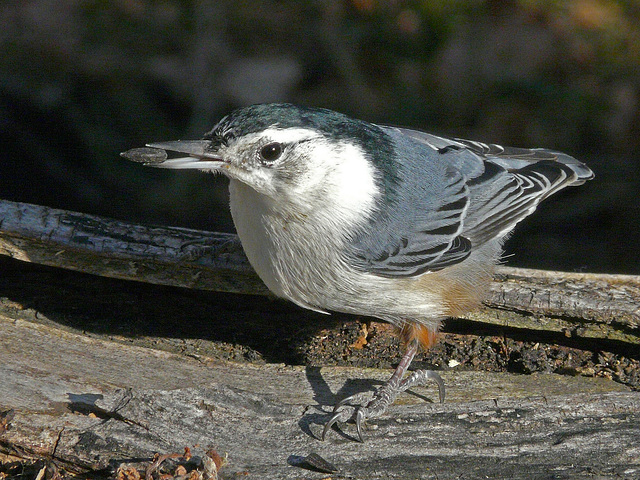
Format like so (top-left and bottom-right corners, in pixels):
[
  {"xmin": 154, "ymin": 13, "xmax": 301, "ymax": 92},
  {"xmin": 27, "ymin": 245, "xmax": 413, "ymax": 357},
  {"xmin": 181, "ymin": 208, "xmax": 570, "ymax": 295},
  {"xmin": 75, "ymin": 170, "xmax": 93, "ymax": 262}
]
[{"xmin": 204, "ymin": 103, "xmax": 392, "ymax": 154}]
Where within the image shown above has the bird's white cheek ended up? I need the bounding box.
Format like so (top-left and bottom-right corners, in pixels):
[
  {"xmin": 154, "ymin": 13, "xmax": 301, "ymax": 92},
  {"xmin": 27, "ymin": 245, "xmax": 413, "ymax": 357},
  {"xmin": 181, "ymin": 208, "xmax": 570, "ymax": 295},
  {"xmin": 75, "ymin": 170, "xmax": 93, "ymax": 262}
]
[
  {"xmin": 329, "ymin": 144, "xmax": 379, "ymax": 219},
  {"xmin": 298, "ymin": 142, "xmax": 380, "ymax": 225}
]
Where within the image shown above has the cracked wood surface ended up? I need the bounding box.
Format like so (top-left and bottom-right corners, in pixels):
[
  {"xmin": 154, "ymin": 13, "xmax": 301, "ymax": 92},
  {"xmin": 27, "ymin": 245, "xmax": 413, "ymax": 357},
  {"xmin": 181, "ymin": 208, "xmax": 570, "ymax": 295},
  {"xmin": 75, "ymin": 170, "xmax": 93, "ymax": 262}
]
[{"xmin": 1, "ymin": 315, "xmax": 639, "ymax": 479}]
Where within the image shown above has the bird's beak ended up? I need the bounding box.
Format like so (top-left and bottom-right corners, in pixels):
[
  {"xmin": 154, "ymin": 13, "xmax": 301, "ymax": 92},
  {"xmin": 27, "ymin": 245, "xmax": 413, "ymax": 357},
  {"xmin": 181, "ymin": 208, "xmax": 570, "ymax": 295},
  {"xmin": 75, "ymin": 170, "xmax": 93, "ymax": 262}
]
[
  {"xmin": 120, "ymin": 140, "xmax": 225, "ymax": 171},
  {"xmin": 146, "ymin": 141, "xmax": 225, "ymax": 170}
]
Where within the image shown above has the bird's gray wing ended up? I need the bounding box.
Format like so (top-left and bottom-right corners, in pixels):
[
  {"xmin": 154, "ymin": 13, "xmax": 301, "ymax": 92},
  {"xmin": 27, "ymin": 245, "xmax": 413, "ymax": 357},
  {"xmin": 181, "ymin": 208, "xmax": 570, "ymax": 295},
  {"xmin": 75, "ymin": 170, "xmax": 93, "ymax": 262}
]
[
  {"xmin": 433, "ymin": 135, "xmax": 593, "ymax": 245},
  {"xmin": 392, "ymin": 127, "xmax": 592, "ymax": 182},
  {"xmin": 349, "ymin": 126, "xmax": 593, "ymax": 278},
  {"xmin": 387, "ymin": 128, "xmax": 593, "ymax": 246},
  {"xmin": 350, "ymin": 166, "xmax": 472, "ymax": 277},
  {"xmin": 349, "ymin": 129, "xmax": 476, "ymax": 277}
]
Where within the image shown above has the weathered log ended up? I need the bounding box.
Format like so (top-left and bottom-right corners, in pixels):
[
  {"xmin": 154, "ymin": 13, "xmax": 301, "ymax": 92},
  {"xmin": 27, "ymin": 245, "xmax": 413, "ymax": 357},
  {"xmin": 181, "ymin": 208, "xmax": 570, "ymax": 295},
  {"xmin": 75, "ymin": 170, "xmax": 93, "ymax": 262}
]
[
  {"xmin": 1, "ymin": 315, "xmax": 638, "ymax": 479},
  {"xmin": 1, "ymin": 199, "xmax": 640, "ymax": 478},
  {"xmin": 0, "ymin": 199, "xmax": 638, "ymax": 346},
  {"xmin": 0, "ymin": 199, "xmax": 267, "ymax": 296}
]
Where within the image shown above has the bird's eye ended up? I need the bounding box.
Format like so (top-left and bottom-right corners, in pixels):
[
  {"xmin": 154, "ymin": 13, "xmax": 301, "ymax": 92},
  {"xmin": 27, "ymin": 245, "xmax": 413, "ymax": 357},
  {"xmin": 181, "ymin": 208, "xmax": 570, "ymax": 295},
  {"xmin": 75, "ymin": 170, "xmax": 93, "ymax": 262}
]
[{"xmin": 259, "ymin": 142, "xmax": 283, "ymax": 163}]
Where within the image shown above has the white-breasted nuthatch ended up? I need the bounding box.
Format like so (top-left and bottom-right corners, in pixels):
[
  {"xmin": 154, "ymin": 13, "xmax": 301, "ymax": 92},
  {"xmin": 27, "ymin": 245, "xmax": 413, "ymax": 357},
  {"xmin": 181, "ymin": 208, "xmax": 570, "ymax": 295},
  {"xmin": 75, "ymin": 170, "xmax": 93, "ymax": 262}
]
[{"xmin": 122, "ymin": 103, "xmax": 593, "ymax": 442}]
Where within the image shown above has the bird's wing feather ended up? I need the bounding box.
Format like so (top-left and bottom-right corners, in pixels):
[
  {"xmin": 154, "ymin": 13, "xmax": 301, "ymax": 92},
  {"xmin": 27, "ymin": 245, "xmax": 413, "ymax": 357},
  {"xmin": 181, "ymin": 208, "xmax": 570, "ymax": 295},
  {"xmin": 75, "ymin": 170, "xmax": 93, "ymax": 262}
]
[
  {"xmin": 349, "ymin": 126, "xmax": 593, "ymax": 278},
  {"xmin": 351, "ymin": 164, "xmax": 473, "ymax": 277}
]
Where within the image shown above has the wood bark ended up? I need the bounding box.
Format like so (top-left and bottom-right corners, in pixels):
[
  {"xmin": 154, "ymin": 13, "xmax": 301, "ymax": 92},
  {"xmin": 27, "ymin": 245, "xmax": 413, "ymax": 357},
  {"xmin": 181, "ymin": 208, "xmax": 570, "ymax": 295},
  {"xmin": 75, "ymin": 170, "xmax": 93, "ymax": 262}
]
[
  {"xmin": 1, "ymin": 199, "xmax": 639, "ymax": 479},
  {"xmin": 1, "ymin": 315, "xmax": 638, "ymax": 479}
]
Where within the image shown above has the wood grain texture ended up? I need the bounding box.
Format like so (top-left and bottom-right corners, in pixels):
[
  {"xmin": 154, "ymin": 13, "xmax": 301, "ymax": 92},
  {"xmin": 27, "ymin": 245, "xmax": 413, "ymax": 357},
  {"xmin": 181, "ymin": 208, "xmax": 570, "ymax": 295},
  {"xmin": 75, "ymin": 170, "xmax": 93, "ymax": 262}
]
[
  {"xmin": 1, "ymin": 199, "xmax": 640, "ymax": 478},
  {"xmin": 1, "ymin": 315, "xmax": 638, "ymax": 479}
]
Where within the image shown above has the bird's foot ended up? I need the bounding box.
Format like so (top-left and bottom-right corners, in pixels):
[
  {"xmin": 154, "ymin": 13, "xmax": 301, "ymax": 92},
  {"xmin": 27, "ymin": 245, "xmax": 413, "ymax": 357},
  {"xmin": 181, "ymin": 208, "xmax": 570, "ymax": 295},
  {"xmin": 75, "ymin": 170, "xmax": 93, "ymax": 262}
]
[{"xmin": 322, "ymin": 369, "xmax": 445, "ymax": 442}]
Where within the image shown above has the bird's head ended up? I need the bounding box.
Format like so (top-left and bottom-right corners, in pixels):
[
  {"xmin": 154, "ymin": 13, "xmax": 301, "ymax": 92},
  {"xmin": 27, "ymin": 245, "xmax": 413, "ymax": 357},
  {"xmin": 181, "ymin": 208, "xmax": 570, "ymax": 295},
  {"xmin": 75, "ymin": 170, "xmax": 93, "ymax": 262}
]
[{"xmin": 125, "ymin": 104, "xmax": 391, "ymax": 214}]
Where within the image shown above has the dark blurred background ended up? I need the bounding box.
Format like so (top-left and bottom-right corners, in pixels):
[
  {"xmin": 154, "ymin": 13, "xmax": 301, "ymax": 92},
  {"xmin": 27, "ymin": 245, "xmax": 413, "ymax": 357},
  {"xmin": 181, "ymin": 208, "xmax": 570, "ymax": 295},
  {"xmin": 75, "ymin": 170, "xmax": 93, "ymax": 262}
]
[{"xmin": 1, "ymin": 0, "xmax": 638, "ymax": 274}]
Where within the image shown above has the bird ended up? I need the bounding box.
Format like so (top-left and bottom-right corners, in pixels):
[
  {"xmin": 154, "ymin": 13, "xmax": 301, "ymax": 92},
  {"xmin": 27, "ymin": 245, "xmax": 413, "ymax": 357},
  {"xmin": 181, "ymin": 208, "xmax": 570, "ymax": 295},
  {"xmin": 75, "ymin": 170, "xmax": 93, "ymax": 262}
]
[{"xmin": 121, "ymin": 103, "xmax": 593, "ymax": 442}]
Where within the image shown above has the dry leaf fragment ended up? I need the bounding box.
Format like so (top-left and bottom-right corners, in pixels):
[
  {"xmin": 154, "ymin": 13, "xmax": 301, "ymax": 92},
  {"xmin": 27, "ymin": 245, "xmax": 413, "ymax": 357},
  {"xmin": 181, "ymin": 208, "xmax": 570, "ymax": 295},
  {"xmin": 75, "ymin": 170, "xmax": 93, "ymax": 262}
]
[{"xmin": 117, "ymin": 466, "xmax": 142, "ymax": 480}]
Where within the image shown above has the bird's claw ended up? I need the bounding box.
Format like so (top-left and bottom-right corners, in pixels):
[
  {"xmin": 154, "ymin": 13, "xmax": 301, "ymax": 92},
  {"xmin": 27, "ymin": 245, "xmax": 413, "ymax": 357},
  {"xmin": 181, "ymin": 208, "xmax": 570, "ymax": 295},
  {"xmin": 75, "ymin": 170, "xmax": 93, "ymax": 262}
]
[
  {"xmin": 355, "ymin": 408, "xmax": 366, "ymax": 442},
  {"xmin": 322, "ymin": 369, "xmax": 445, "ymax": 442},
  {"xmin": 321, "ymin": 404, "xmax": 367, "ymax": 443},
  {"xmin": 321, "ymin": 392, "xmax": 371, "ymax": 442},
  {"xmin": 321, "ymin": 390, "xmax": 391, "ymax": 442}
]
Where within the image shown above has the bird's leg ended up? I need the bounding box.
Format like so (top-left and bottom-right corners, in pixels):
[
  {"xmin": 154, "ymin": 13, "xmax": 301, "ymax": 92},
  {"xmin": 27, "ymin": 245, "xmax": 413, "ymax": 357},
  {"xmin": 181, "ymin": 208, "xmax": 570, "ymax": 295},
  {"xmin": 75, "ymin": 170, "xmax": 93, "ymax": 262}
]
[{"xmin": 322, "ymin": 340, "xmax": 445, "ymax": 442}]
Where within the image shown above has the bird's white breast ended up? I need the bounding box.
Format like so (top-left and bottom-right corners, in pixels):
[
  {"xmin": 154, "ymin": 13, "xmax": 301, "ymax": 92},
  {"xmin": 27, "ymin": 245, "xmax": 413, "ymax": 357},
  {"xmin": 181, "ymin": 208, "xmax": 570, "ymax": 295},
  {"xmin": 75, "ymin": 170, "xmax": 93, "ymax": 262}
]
[
  {"xmin": 228, "ymin": 179, "xmax": 289, "ymax": 300},
  {"xmin": 227, "ymin": 140, "xmax": 381, "ymax": 312}
]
